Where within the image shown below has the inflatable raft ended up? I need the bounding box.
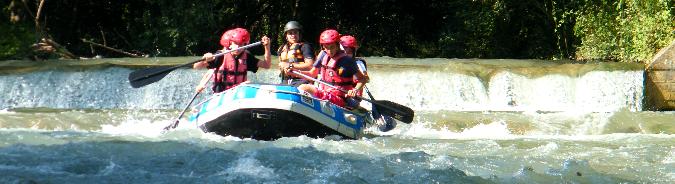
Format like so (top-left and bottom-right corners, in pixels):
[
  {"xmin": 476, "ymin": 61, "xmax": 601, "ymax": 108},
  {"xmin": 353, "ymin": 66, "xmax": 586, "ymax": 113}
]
[{"xmin": 187, "ymin": 84, "xmax": 372, "ymax": 140}]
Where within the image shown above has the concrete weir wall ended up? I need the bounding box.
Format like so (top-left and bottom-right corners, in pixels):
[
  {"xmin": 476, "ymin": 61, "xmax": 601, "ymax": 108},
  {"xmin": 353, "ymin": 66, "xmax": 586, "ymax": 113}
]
[{"xmin": 646, "ymin": 40, "xmax": 675, "ymax": 110}]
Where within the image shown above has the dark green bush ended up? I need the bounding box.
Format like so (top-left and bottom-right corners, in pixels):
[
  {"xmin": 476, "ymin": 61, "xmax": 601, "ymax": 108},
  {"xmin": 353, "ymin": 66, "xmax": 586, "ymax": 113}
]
[{"xmin": 2, "ymin": 0, "xmax": 673, "ymax": 62}]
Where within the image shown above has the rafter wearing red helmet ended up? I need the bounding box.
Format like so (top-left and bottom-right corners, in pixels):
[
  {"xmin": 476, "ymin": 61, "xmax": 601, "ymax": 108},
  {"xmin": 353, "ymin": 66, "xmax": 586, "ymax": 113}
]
[
  {"xmin": 193, "ymin": 27, "xmax": 272, "ymax": 93},
  {"xmin": 339, "ymin": 35, "xmax": 371, "ymax": 107},
  {"xmin": 289, "ymin": 29, "xmax": 369, "ymax": 108}
]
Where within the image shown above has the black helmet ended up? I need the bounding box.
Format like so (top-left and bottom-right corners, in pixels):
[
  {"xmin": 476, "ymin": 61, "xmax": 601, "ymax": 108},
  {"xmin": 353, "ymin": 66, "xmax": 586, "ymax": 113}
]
[{"xmin": 284, "ymin": 21, "xmax": 302, "ymax": 32}]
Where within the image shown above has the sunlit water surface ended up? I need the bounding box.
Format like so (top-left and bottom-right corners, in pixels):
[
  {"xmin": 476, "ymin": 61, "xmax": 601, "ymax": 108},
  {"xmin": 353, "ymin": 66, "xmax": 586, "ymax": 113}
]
[{"xmin": 0, "ymin": 58, "xmax": 672, "ymax": 183}]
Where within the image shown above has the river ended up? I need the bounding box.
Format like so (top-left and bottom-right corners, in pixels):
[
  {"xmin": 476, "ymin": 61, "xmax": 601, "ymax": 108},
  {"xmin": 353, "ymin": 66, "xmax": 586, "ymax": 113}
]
[{"xmin": 0, "ymin": 57, "xmax": 673, "ymax": 183}]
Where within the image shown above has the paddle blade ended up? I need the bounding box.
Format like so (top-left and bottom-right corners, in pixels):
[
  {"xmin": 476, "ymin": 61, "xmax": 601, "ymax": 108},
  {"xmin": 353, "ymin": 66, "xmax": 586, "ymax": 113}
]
[
  {"xmin": 128, "ymin": 66, "xmax": 173, "ymax": 88},
  {"xmin": 372, "ymin": 100, "xmax": 414, "ymax": 124}
]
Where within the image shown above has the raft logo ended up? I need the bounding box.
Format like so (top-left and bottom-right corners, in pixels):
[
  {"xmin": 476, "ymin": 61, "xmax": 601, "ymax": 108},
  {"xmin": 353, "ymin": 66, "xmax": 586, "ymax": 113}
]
[
  {"xmin": 320, "ymin": 101, "xmax": 335, "ymax": 117},
  {"xmin": 301, "ymin": 91, "xmax": 314, "ymax": 107}
]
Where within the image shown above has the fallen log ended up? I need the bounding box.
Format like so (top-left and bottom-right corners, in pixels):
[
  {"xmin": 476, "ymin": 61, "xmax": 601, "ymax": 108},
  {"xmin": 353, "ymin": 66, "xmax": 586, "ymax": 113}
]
[
  {"xmin": 31, "ymin": 38, "xmax": 77, "ymax": 59},
  {"xmin": 82, "ymin": 39, "xmax": 147, "ymax": 58}
]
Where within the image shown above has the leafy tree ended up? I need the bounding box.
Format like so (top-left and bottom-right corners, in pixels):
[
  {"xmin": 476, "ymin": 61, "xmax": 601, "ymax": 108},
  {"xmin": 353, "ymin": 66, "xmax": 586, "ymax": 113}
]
[
  {"xmin": 1, "ymin": 0, "xmax": 673, "ymax": 62},
  {"xmin": 574, "ymin": 0, "xmax": 674, "ymax": 62}
]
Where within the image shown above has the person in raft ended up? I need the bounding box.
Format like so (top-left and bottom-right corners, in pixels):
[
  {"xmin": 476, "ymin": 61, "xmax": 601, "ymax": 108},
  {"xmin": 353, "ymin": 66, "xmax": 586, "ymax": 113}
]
[
  {"xmin": 340, "ymin": 35, "xmax": 396, "ymax": 131},
  {"xmin": 193, "ymin": 28, "xmax": 271, "ymax": 93},
  {"xmin": 277, "ymin": 21, "xmax": 315, "ymax": 86},
  {"xmin": 288, "ymin": 29, "xmax": 368, "ymax": 108},
  {"xmin": 338, "ymin": 35, "xmax": 369, "ymax": 107}
]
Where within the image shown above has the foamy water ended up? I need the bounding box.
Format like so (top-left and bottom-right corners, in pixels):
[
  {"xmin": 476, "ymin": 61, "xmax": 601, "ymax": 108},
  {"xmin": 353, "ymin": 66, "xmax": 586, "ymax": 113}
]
[{"xmin": 0, "ymin": 58, "xmax": 671, "ymax": 183}]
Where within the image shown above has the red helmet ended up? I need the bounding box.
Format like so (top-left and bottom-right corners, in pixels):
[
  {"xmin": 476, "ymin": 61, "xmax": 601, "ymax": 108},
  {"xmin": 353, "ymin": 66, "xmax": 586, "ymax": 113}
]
[
  {"xmin": 229, "ymin": 28, "xmax": 250, "ymax": 45},
  {"xmin": 319, "ymin": 29, "xmax": 340, "ymax": 44},
  {"xmin": 340, "ymin": 35, "xmax": 358, "ymax": 48},
  {"xmin": 219, "ymin": 29, "xmax": 233, "ymax": 47}
]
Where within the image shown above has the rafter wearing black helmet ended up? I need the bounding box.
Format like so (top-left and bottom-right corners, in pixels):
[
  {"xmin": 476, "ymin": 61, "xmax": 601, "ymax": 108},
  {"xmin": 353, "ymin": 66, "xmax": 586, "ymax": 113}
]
[{"xmin": 277, "ymin": 21, "xmax": 315, "ymax": 86}]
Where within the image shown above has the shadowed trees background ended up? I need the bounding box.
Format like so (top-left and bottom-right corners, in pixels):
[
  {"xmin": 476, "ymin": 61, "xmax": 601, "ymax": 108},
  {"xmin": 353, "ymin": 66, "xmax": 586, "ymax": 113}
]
[{"xmin": 2, "ymin": 0, "xmax": 673, "ymax": 62}]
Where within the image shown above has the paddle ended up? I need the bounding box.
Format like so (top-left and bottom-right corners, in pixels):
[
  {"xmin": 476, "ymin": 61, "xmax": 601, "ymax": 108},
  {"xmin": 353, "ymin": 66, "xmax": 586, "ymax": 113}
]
[
  {"xmin": 364, "ymin": 86, "xmax": 397, "ymax": 131},
  {"xmin": 291, "ymin": 70, "xmax": 414, "ymax": 123},
  {"xmin": 162, "ymin": 89, "xmax": 202, "ymax": 132},
  {"xmin": 128, "ymin": 41, "xmax": 262, "ymax": 88},
  {"xmin": 364, "ymin": 86, "xmax": 382, "ymax": 119}
]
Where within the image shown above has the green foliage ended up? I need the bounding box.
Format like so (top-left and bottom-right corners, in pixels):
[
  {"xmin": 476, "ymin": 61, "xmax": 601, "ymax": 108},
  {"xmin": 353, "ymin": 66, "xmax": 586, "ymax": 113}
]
[
  {"xmin": 0, "ymin": 21, "xmax": 35, "ymax": 60},
  {"xmin": 574, "ymin": 0, "xmax": 675, "ymax": 62},
  {"xmin": 0, "ymin": 1, "xmax": 35, "ymax": 60},
  {"xmin": 2, "ymin": 0, "xmax": 673, "ymax": 62},
  {"xmin": 550, "ymin": 0, "xmax": 581, "ymax": 59}
]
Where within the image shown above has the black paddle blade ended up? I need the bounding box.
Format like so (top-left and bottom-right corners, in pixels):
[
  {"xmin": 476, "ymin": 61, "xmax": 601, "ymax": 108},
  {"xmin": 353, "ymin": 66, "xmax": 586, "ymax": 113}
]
[
  {"xmin": 128, "ymin": 66, "xmax": 174, "ymax": 88},
  {"xmin": 372, "ymin": 100, "xmax": 414, "ymax": 124}
]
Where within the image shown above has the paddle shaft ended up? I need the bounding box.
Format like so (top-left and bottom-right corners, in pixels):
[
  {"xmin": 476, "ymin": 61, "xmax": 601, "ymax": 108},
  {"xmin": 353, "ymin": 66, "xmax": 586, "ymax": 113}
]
[
  {"xmin": 291, "ymin": 70, "xmax": 410, "ymax": 116},
  {"xmin": 363, "ymin": 86, "xmax": 382, "ymax": 118},
  {"xmin": 163, "ymin": 89, "xmax": 202, "ymax": 131},
  {"xmin": 129, "ymin": 41, "xmax": 262, "ymax": 85}
]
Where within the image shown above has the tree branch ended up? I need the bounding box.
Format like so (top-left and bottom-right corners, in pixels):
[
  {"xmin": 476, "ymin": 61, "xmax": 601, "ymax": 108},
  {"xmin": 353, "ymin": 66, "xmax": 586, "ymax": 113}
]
[{"xmin": 82, "ymin": 39, "xmax": 147, "ymax": 58}]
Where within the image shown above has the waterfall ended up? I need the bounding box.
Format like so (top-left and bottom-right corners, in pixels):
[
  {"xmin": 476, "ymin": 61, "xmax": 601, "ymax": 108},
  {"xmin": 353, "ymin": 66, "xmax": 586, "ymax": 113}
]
[
  {"xmin": 367, "ymin": 70, "xmax": 643, "ymax": 112},
  {"xmin": 0, "ymin": 58, "xmax": 644, "ymax": 112}
]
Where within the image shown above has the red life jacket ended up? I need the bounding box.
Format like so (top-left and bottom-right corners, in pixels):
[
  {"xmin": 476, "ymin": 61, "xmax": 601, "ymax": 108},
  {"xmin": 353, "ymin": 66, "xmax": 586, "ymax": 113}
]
[
  {"xmin": 213, "ymin": 52, "xmax": 248, "ymax": 92},
  {"xmin": 319, "ymin": 51, "xmax": 355, "ymax": 94}
]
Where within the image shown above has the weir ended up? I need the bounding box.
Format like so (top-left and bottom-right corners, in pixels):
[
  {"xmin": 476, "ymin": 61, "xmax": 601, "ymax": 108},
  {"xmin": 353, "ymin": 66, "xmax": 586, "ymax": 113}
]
[{"xmin": 0, "ymin": 58, "xmax": 645, "ymax": 113}]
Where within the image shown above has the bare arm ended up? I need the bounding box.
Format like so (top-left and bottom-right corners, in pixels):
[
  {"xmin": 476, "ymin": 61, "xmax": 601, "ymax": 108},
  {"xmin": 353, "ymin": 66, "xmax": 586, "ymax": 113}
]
[
  {"xmin": 195, "ymin": 70, "xmax": 213, "ymax": 92},
  {"xmin": 194, "ymin": 52, "xmax": 215, "ymax": 69},
  {"xmin": 348, "ymin": 71, "xmax": 368, "ymax": 97},
  {"xmin": 293, "ymin": 58, "xmax": 315, "ymax": 70},
  {"xmin": 288, "ymin": 66, "xmax": 318, "ymax": 79},
  {"xmin": 258, "ymin": 36, "xmax": 272, "ymax": 69}
]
